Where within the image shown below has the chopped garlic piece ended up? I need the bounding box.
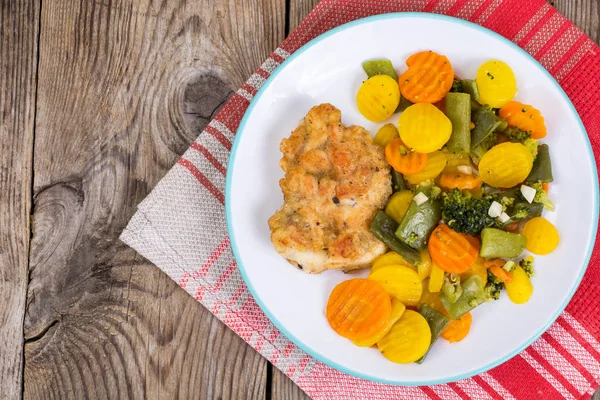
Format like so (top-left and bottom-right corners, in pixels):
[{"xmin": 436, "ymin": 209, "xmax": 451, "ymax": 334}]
[
  {"xmin": 520, "ymin": 185, "xmax": 536, "ymax": 203},
  {"xmin": 413, "ymin": 192, "xmax": 429, "ymax": 206},
  {"xmin": 457, "ymin": 165, "xmax": 472, "ymax": 175},
  {"xmin": 488, "ymin": 201, "xmax": 503, "ymax": 218},
  {"xmin": 498, "ymin": 211, "xmax": 510, "ymax": 223}
]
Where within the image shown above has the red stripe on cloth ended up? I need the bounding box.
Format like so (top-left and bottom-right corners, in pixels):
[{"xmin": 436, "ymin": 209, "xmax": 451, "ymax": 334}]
[
  {"xmin": 190, "ymin": 142, "xmax": 227, "ymax": 176},
  {"xmin": 256, "ymin": 68, "xmax": 271, "ymax": 80},
  {"xmin": 192, "ymin": 236, "xmax": 230, "ymax": 279},
  {"xmin": 488, "ymin": 355, "xmax": 563, "ymax": 399},
  {"xmin": 468, "ymin": 0, "xmax": 494, "ymax": 23},
  {"xmin": 215, "ymin": 94, "xmax": 250, "ymax": 134},
  {"xmin": 446, "ymin": 0, "xmax": 471, "ymax": 16},
  {"xmin": 423, "ymin": 0, "xmax": 441, "ymax": 12},
  {"xmin": 483, "ymin": 0, "xmax": 545, "ymax": 40},
  {"xmin": 526, "ymin": 346, "xmax": 582, "ymax": 398},
  {"xmin": 420, "ymin": 386, "xmax": 443, "ymax": 400},
  {"xmin": 271, "ymin": 52, "xmax": 286, "ymax": 64},
  {"xmin": 241, "ymin": 82, "xmax": 258, "ymax": 96},
  {"xmin": 534, "ymin": 19, "xmax": 572, "ymax": 60},
  {"xmin": 516, "ymin": 7, "xmax": 555, "ymax": 47},
  {"xmin": 177, "ymin": 158, "xmax": 225, "ymax": 205},
  {"xmin": 549, "ymin": 33, "xmax": 588, "ymax": 76},
  {"xmin": 557, "ymin": 317, "xmax": 600, "ymax": 361},
  {"xmin": 473, "ymin": 375, "xmax": 504, "ymax": 400},
  {"xmin": 544, "ymin": 333, "xmax": 599, "ymax": 387},
  {"xmin": 204, "ymin": 125, "xmax": 232, "ymax": 151},
  {"xmin": 447, "ymin": 382, "xmax": 470, "ymax": 399}
]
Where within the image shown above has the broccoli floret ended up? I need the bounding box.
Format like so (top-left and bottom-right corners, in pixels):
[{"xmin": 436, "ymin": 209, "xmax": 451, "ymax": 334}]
[
  {"xmin": 523, "ymin": 138, "xmax": 539, "ymax": 159},
  {"xmin": 484, "ymin": 269, "xmax": 505, "ymax": 301},
  {"xmin": 451, "ymin": 78, "xmax": 463, "ymax": 92},
  {"xmin": 530, "ymin": 181, "xmax": 555, "ymax": 211},
  {"xmin": 500, "ymin": 196, "xmax": 515, "ymax": 208},
  {"xmin": 519, "ymin": 256, "xmax": 535, "ymax": 277},
  {"xmin": 512, "ymin": 208, "xmax": 529, "ymax": 220},
  {"xmin": 442, "ymin": 189, "xmax": 495, "ymax": 235},
  {"xmin": 504, "ymin": 126, "xmax": 531, "ymax": 142}
]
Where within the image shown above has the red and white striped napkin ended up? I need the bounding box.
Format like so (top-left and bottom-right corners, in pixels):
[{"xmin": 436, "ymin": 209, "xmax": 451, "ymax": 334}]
[{"xmin": 121, "ymin": 0, "xmax": 600, "ymax": 398}]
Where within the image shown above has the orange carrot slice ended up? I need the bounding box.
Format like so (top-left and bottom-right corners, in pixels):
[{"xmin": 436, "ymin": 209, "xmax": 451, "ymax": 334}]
[
  {"xmin": 326, "ymin": 279, "xmax": 392, "ymax": 340},
  {"xmin": 399, "ymin": 51, "xmax": 454, "ymax": 104},
  {"xmin": 439, "ymin": 172, "xmax": 482, "ymax": 190},
  {"xmin": 385, "ymin": 138, "xmax": 427, "ymax": 175},
  {"xmin": 428, "ymin": 225, "xmax": 479, "ymax": 274},
  {"xmin": 441, "ymin": 312, "xmax": 472, "ymax": 343}
]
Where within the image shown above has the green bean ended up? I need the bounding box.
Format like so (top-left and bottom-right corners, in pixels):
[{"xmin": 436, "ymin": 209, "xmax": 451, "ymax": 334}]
[
  {"xmin": 512, "ymin": 202, "xmax": 544, "ymax": 220},
  {"xmin": 444, "ymin": 92, "xmax": 471, "ymax": 153},
  {"xmin": 391, "ymin": 169, "xmax": 408, "ymax": 192},
  {"xmin": 526, "ymin": 144, "xmax": 554, "ymax": 183},
  {"xmin": 395, "ymin": 186, "xmax": 442, "ymax": 251},
  {"xmin": 442, "ymin": 273, "xmax": 463, "ymax": 303},
  {"xmin": 480, "ymin": 228, "xmax": 527, "ymax": 259},
  {"xmin": 397, "ymin": 96, "xmax": 413, "ymax": 112},
  {"xmin": 471, "ymin": 106, "xmax": 503, "ymax": 148},
  {"xmin": 416, "ymin": 304, "xmax": 450, "ymax": 364},
  {"xmin": 362, "ymin": 59, "xmax": 398, "ymax": 81},
  {"xmin": 370, "ymin": 211, "xmax": 421, "ymax": 265},
  {"xmin": 441, "ymin": 275, "xmax": 486, "ymax": 320},
  {"xmin": 461, "ymin": 79, "xmax": 480, "ymax": 102}
]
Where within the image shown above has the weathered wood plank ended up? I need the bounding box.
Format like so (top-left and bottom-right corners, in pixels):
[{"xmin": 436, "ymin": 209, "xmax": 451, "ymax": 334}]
[
  {"xmin": 23, "ymin": 0, "xmax": 284, "ymax": 398},
  {"xmin": 289, "ymin": 0, "xmax": 321, "ymax": 32},
  {"xmin": 553, "ymin": 0, "xmax": 600, "ymax": 44},
  {"xmin": 0, "ymin": 1, "xmax": 39, "ymax": 399}
]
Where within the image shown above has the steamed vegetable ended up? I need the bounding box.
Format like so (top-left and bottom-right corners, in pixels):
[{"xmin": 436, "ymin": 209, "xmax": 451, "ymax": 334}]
[
  {"xmin": 417, "ymin": 249, "xmax": 433, "ymax": 281},
  {"xmin": 374, "ymin": 123, "xmax": 400, "ymax": 148},
  {"xmin": 480, "ymin": 228, "xmax": 527, "ymax": 259},
  {"xmin": 362, "ymin": 59, "xmax": 399, "ymax": 80},
  {"xmin": 377, "ymin": 310, "xmax": 432, "ymax": 363},
  {"xmin": 444, "ymin": 92, "xmax": 472, "ymax": 153},
  {"xmin": 385, "ymin": 138, "xmax": 428, "ymax": 175},
  {"xmin": 439, "ymin": 172, "xmax": 482, "ymax": 190},
  {"xmin": 428, "ymin": 224, "xmax": 479, "ymax": 274},
  {"xmin": 428, "ymin": 262, "xmax": 445, "ymax": 293},
  {"xmin": 416, "ymin": 304, "xmax": 450, "ymax": 363},
  {"xmin": 478, "ymin": 142, "xmax": 534, "ymax": 188},
  {"xmin": 398, "ymin": 51, "xmax": 454, "ymax": 104},
  {"xmin": 385, "ymin": 190, "xmax": 415, "ymax": 223},
  {"xmin": 370, "ymin": 211, "xmax": 422, "ymax": 265},
  {"xmin": 441, "ymin": 189, "xmax": 494, "ymax": 235},
  {"xmin": 499, "ymin": 101, "xmax": 546, "ymax": 139},
  {"xmin": 442, "ymin": 273, "xmax": 464, "ymax": 303},
  {"xmin": 326, "ymin": 279, "xmax": 392, "ymax": 340},
  {"xmin": 441, "ymin": 312, "xmax": 472, "ymax": 343},
  {"xmin": 391, "ymin": 169, "xmax": 408, "ymax": 192},
  {"xmin": 522, "ymin": 217, "xmax": 560, "ymax": 255},
  {"xmin": 475, "ymin": 60, "xmax": 517, "ymax": 108},
  {"xmin": 405, "ymin": 151, "xmax": 447, "ymax": 184},
  {"xmin": 356, "ymin": 75, "xmax": 400, "ymax": 122},
  {"xmin": 369, "ymin": 265, "xmax": 423, "ymax": 306},
  {"xmin": 399, "ymin": 103, "xmax": 452, "ymax": 153},
  {"xmin": 395, "ymin": 184, "xmax": 442, "ymax": 250},
  {"xmin": 371, "ymin": 251, "xmax": 413, "ymax": 272},
  {"xmin": 526, "ymin": 144, "xmax": 553, "ymax": 183},
  {"xmin": 505, "ymin": 266, "xmax": 533, "ymax": 304},
  {"xmin": 353, "ymin": 298, "xmax": 406, "ymax": 347},
  {"xmin": 440, "ymin": 275, "xmax": 488, "ymax": 319}
]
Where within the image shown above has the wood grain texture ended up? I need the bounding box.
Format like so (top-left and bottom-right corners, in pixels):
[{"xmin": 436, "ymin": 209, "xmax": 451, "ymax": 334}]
[
  {"xmin": 289, "ymin": 0, "xmax": 321, "ymax": 32},
  {"xmin": 553, "ymin": 0, "xmax": 600, "ymax": 44},
  {"xmin": 0, "ymin": 1, "xmax": 39, "ymax": 399},
  {"xmin": 23, "ymin": 0, "xmax": 284, "ymax": 398}
]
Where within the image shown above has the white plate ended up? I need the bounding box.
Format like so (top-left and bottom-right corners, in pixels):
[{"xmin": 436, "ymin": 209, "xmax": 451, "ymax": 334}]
[{"xmin": 226, "ymin": 13, "xmax": 599, "ymax": 385}]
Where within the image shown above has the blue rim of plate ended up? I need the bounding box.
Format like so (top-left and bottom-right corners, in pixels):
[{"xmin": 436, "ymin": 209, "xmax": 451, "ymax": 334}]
[{"xmin": 225, "ymin": 12, "xmax": 599, "ymax": 386}]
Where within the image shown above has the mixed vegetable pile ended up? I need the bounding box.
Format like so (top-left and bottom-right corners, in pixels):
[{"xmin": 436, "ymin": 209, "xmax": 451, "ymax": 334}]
[{"xmin": 326, "ymin": 51, "xmax": 560, "ymax": 364}]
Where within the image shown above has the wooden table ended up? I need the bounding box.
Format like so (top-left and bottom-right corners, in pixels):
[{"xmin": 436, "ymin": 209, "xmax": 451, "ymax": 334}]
[{"xmin": 1, "ymin": 0, "xmax": 598, "ymax": 398}]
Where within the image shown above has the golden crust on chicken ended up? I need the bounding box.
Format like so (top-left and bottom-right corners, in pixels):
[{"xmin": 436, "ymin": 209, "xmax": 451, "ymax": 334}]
[{"xmin": 268, "ymin": 104, "xmax": 392, "ymax": 274}]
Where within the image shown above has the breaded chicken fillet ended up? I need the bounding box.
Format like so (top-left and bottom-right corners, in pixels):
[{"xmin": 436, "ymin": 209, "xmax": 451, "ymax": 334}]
[{"xmin": 268, "ymin": 104, "xmax": 392, "ymax": 274}]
